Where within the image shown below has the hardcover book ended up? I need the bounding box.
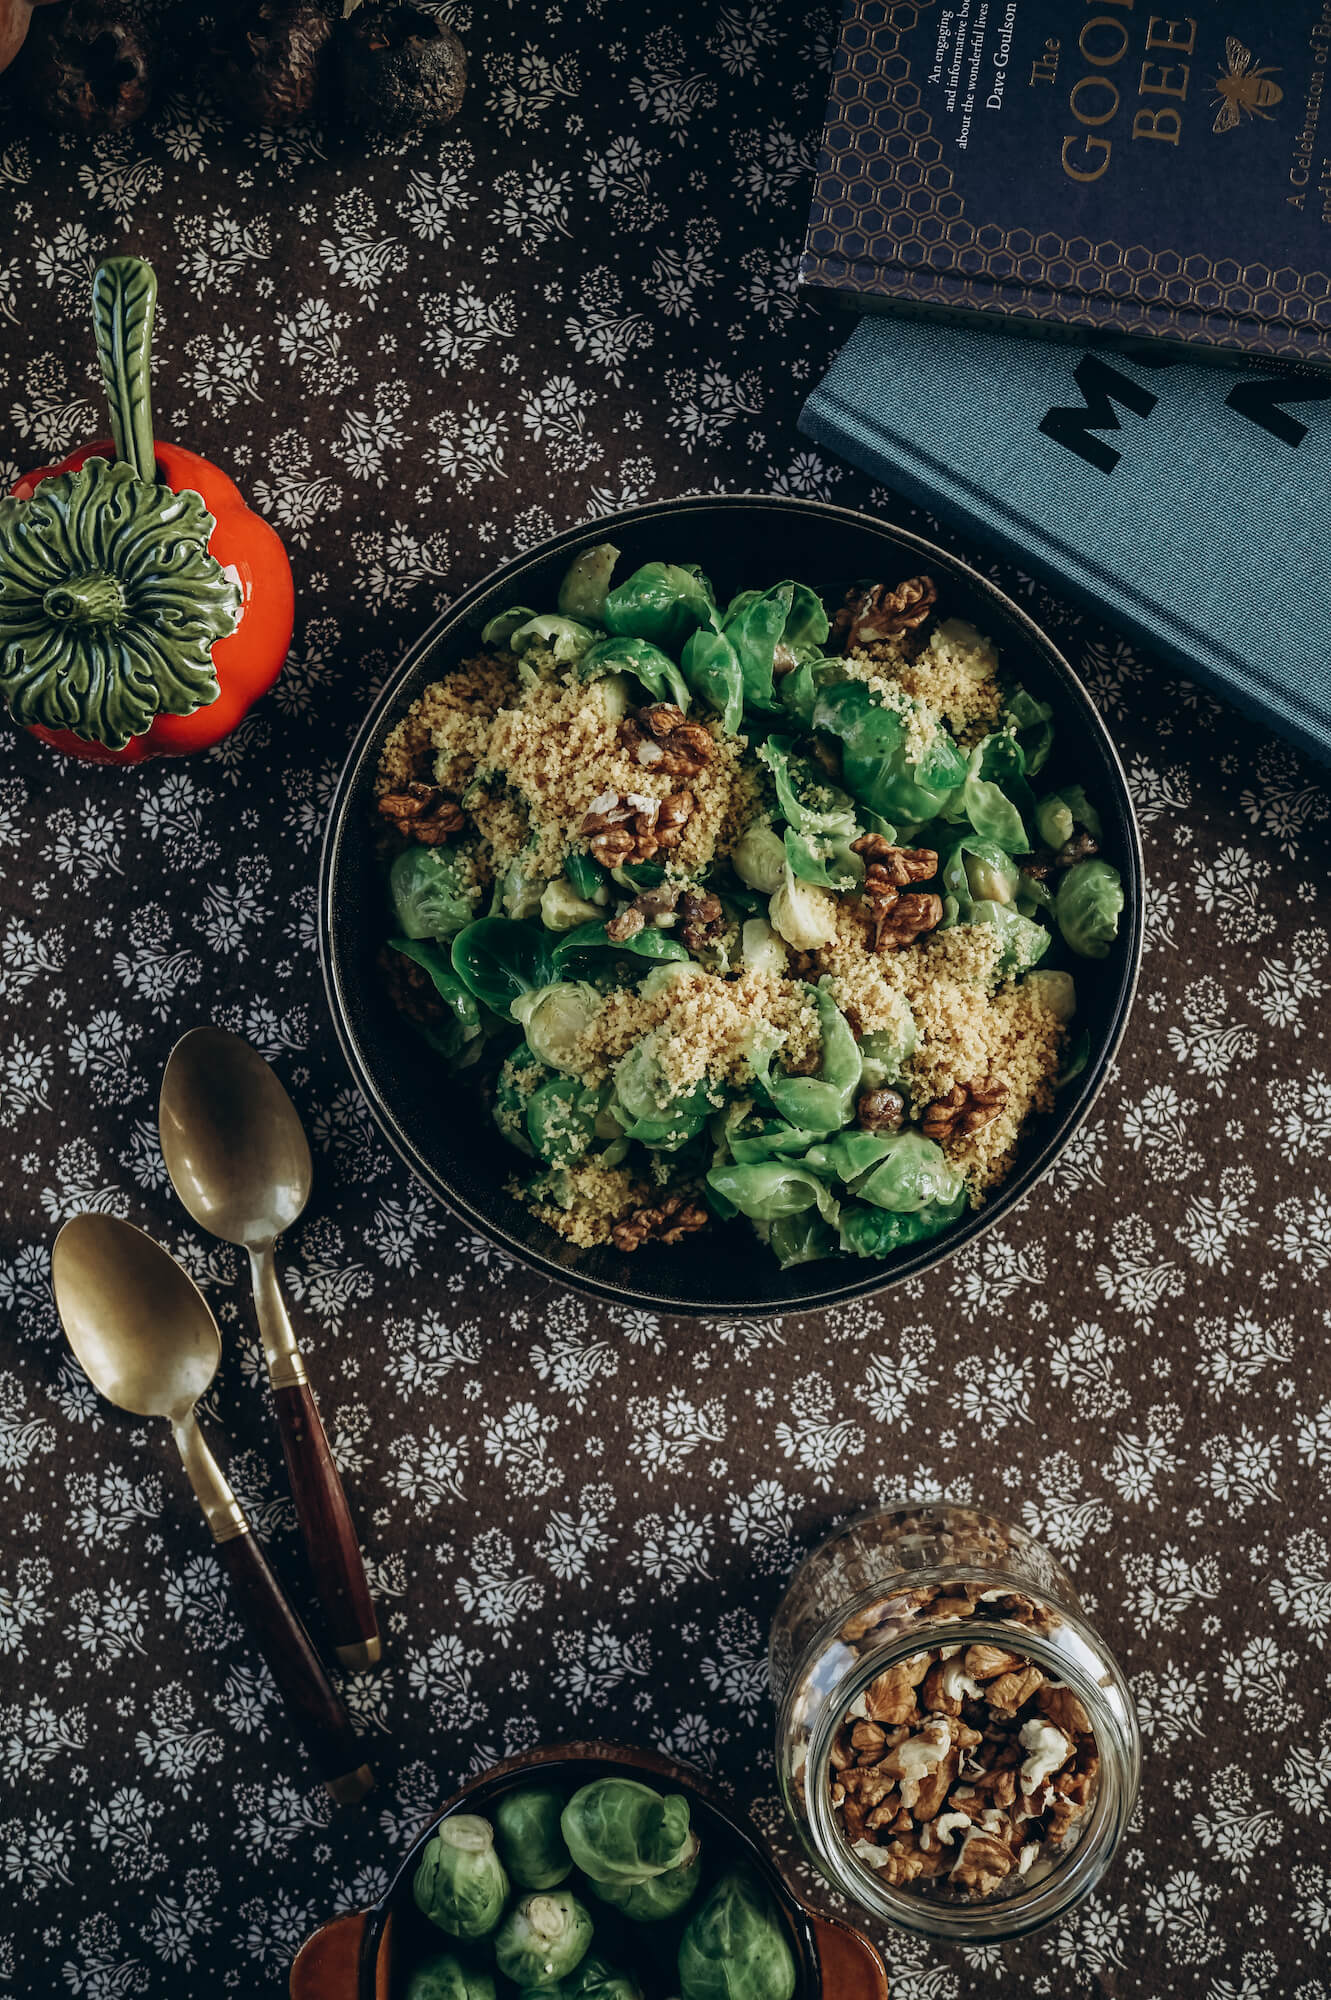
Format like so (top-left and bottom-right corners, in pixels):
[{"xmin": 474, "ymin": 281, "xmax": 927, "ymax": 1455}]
[
  {"xmin": 802, "ymin": 0, "xmax": 1331, "ymax": 372},
  {"xmin": 798, "ymin": 314, "xmax": 1331, "ymax": 763}
]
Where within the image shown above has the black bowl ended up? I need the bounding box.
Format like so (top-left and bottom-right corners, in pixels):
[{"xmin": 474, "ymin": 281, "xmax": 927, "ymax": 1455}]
[{"xmin": 319, "ymin": 495, "xmax": 1143, "ymax": 1316}]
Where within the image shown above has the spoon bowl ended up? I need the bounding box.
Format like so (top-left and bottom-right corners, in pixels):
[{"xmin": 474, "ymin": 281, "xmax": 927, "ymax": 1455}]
[
  {"xmin": 160, "ymin": 1025, "xmax": 312, "ymax": 1247},
  {"xmin": 52, "ymin": 1213, "xmax": 221, "ymax": 1422}
]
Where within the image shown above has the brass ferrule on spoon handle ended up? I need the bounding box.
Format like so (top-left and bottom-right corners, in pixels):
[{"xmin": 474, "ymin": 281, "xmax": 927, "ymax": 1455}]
[
  {"xmin": 170, "ymin": 1412, "xmax": 248, "ymax": 1542},
  {"xmin": 249, "ymin": 1241, "xmax": 307, "ymax": 1389}
]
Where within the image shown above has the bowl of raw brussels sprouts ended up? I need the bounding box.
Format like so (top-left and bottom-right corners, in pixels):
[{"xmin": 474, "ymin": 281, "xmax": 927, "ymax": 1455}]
[
  {"xmin": 287, "ymin": 1741, "xmax": 889, "ymax": 1999},
  {"xmin": 320, "ymin": 495, "xmax": 1142, "ymax": 1314}
]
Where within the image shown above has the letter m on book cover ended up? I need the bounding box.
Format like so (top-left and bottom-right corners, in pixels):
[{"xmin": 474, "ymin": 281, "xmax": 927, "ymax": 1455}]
[{"xmin": 1039, "ymin": 356, "xmax": 1159, "ymax": 474}]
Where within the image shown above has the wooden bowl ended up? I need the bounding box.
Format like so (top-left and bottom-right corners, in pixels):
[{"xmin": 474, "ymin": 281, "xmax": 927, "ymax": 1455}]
[{"xmin": 289, "ymin": 1740, "xmax": 888, "ymax": 1999}]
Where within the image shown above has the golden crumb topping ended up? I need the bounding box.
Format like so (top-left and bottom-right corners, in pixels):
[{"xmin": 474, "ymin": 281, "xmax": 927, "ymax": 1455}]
[
  {"xmin": 573, "ymin": 966, "xmax": 821, "ymax": 1096},
  {"xmin": 520, "ymin": 1161, "xmax": 650, "ymax": 1247}
]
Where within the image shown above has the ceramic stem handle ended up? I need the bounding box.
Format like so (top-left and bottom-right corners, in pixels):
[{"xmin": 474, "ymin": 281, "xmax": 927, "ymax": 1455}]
[
  {"xmin": 250, "ymin": 1245, "xmax": 382, "ymax": 1672},
  {"xmin": 214, "ymin": 1528, "xmax": 373, "ymax": 1806}
]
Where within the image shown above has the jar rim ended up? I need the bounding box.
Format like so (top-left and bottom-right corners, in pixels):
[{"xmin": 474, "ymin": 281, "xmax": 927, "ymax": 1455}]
[{"xmin": 782, "ymin": 1601, "xmax": 1141, "ymax": 1943}]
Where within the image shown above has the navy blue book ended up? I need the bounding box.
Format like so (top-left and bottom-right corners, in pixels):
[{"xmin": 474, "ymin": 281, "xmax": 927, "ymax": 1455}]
[
  {"xmin": 799, "ymin": 315, "xmax": 1331, "ymax": 763},
  {"xmin": 803, "ymin": 0, "xmax": 1331, "ymax": 373}
]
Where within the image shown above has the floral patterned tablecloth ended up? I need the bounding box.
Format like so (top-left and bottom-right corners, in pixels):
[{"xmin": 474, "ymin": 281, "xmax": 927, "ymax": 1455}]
[{"xmin": 1, "ymin": 5, "xmax": 1329, "ymax": 1996}]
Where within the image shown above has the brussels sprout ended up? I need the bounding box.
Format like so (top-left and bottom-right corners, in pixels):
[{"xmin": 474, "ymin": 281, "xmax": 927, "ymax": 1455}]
[
  {"xmin": 558, "ymin": 543, "xmax": 620, "ymax": 624},
  {"xmin": 495, "ymin": 1047, "xmax": 548, "ymax": 1155},
  {"xmin": 405, "ymin": 1950, "xmax": 497, "ymax": 2000},
  {"xmin": 540, "ymin": 877, "xmax": 604, "ymax": 932},
  {"xmin": 681, "ymin": 625, "xmax": 744, "ymax": 737},
  {"xmin": 720, "ymin": 583, "xmax": 793, "ymax": 710},
  {"xmin": 508, "ymin": 614, "xmax": 597, "ymax": 664},
  {"xmin": 768, "ymin": 866, "xmax": 837, "ymax": 951},
  {"xmin": 589, "ymin": 1836, "xmax": 702, "ymax": 1921},
  {"xmin": 837, "ymin": 1191, "xmax": 968, "ymax": 1259},
  {"xmin": 676, "ymin": 1872, "xmax": 796, "ymax": 2000},
  {"xmin": 604, "ymin": 561, "xmax": 716, "ymax": 653},
  {"xmin": 553, "ymin": 919, "xmax": 689, "ymax": 972},
  {"xmin": 495, "ymin": 1890, "xmax": 594, "ymax": 1990},
  {"xmin": 1025, "ymin": 968, "xmax": 1077, "ymax": 1020},
  {"xmin": 520, "ymin": 1958, "xmax": 645, "ymax": 2000},
  {"xmin": 482, "ymin": 604, "xmax": 538, "ymax": 647},
  {"xmin": 968, "ymin": 900, "xmax": 1051, "ymax": 977},
  {"xmin": 1034, "ymin": 784, "xmax": 1103, "ymax": 851},
  {"xmin": 494, "ymin": 1786, "xmax": 572, "ymax": 1891},
  {"xmin": 1055, "ymin": 858, "xmax": 1123, "ymax": 959},
  {"xmin": 1004, "ymin": 685, "xmax": 1055, "ymax": 775},
  {"xmin": 564, "ymin": 851, "xmax": 608, "ymax": 904},
  {"xmin": 783, "ymin": 825, "xmax": 862, "ymax": 893},
  {"xmin": 611, "ymin": 1043, "xmax": 713, "ymax": 1150},
  {"xmin": 513, "ymin": 981, "xmax": 602, "ymax": 1072},
  {"xmin": 413, "ymin": 1815, "xmax": 510, "ymax": 1941},
  {"xmin": 725, "ymin": 1111, "xmax": 820, "ymax": 1164},
  {"xmin": 561, "ymin": 1778, "xmax": 695, "ymax": 1886},
  {"xmin": 705, "ymin": 1159, "xmax": 840, "ymax": 1225},
  {"xmin": 801, "ymin": 1130, "xmax": 898, "ymax": 1183},
  {"xmin": 388, "ymin": 940, "xmax": 485, "ymax": 1066},
  {"xmin": 960, "ymin": 746, "xmax": 1027, "ymax": 853},
  {"xmin": 740, "ymin": 918, "xmax": 787, "ymax": 978},
  {"xmin": 502, "ymin": 858, "xmax": 547, "ymax": 922},
  {"xmin": 769, "ymin": 1211, "xmax": 839, "ymax": 1267},
  {"xmin": 390, "ymin": 846, "xmax": 482, "ymax": 942},
  {"xmin": 578, "ymin": 635, "xmax": 691, "ymax": 712},
  {"xmin": 757, "ymin": 737, "xmax": 859, "ymax": 841},
  {"xmin": 812, "ymin": 679, "xmax": 966, "ymax": 825},
  {"xmin": 453, "ymin": 919, "xmax": 556, "ymax": 1020},
  {"xmin": 962, "ymin": 842, "xmax": 1018, "ymax": 906},
  {"xmin": 732, "ymin": 822, "xmax": 786, "ymax": 896},
  {"xmin": 858, "ymin": 1006, "xmax": 916, "ymax": 1088},
  {"xmin": 783, "ymin": 580, "xmax": 831, "ymax": 660},
  {"xmin": 776, "ymin": 654, "xmax": 820, "ymax": 728},
  {"xmin": 751, "ymin": 987, "xmax": 861, "ymax": 1136},
  {"xmin": 853, "ymin": 1131, "xmax": 963, "ymax": 1214},
  {"xmin": 526, "ymin": 1075, "xmax": 605, "ymax": 1166}
]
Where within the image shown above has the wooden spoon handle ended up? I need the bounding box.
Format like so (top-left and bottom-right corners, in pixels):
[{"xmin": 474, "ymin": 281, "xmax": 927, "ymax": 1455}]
[
  {"xmin": 272, "ymin": 1378, "xmax": 382, "ymax": 1671},
  {"xmin": 215, "ymin": 1528, "xmax": 372, "ymax": 1805}
]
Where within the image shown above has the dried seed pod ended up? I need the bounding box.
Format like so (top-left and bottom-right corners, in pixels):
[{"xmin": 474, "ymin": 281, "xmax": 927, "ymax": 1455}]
[
  {"xmin": 29, "ymin": 0, "xmax": 155, "ymax": 131},
  {"xmin": 209, "ymin": 0, "xmax": 337, "ymax": 129},
  {"xmin": 335, "ymin": 3, "xmax": 467, "ymax": 140}
]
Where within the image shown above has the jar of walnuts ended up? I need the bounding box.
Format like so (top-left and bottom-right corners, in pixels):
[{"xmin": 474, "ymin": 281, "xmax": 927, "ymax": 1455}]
[{"xmin": 769, "ymin": 1501, "xmax": 1140, "ymax": 1943}]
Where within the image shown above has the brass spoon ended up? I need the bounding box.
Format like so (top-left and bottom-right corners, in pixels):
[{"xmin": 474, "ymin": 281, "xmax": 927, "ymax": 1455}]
[
  {"xmin": 51, "ymin": 1214, "xmax": 372, "ymax": 1804},
  {"xmin": 159, "ymin": 1027, "xmax": 381, "ymax": 1671}
]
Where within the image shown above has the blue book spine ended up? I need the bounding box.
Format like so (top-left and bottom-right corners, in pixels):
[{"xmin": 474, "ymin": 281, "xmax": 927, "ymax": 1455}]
[{"xmin": 798, "ymin": 317, "xmax": 1331, "ymax": 766}]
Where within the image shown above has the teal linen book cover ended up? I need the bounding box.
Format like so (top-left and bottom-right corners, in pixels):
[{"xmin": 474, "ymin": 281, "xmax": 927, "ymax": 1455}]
[
  {"xmin": 803, "ymin": 1, "xmax": 1331, "ymax": 370},
  {"xmin": 798, "ymin": 315, "xmax": 1331, "ymax": 762}
]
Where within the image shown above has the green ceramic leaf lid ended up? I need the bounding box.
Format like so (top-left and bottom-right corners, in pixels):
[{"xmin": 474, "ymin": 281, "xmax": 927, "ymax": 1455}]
[{"xmin": 0, "ymin": 257, "xmax": 241, "ymax": 750}]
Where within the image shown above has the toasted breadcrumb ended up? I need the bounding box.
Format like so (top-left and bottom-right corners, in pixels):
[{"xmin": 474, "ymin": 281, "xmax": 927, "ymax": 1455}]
[
  {"xmin": 574, "ymin": 967, "xmax": 821, "ymax": 1096},
  {"xmin": 377, "ymin": 653, "xmax": 518, "ymax": 796},
  {"xmin": 520, "ymin": 1161, "xmax": 651, "ymax": 1247},
  {"xmin": 898, "ymin": 619, "xmax": 1002, "ymax": 741},
  {"xmin": 943, "ymin": 980, "xmax": 1066, "ymax": 1198},
  {"xmin": 840, "ymin": 652, "xmax": 937, "ymax": 764}
]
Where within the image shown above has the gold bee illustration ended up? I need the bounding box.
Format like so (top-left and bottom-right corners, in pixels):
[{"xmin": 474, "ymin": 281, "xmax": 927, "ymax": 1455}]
[{"xmin": 1212, "ymin": 38, "xmax": 1283, "ymax": 132}]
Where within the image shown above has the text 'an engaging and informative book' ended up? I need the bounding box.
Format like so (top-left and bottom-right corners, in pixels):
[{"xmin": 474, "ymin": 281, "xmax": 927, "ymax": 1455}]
[{"xmin": 803, "ymin": 1, "xmax": 1331, "ymax": 372}]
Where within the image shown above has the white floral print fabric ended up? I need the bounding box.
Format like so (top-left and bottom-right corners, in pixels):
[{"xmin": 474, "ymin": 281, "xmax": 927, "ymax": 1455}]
[{"xmin": 1, "ymin": 4, "xmax": 1329, "ymax": 1995}]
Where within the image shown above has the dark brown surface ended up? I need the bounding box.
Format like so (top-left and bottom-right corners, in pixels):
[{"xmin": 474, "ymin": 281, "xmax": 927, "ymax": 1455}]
[
  {"xmin": 1, "ymin": 3, "xmax": 1329, "ymax": 1994},
  {"xmin": 215, "ymin": 1528, "xmax": 368, "ymax": 1794},
  {"xmin": 273, "ymin": 1376, "xmax": 381, "ymax": 1664}
]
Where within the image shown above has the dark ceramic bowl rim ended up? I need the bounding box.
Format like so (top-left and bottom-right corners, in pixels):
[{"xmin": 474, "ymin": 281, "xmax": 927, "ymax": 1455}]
[{"xmin": 319, "ymin": 493, "xmax": 1144, "ymax": 1317}]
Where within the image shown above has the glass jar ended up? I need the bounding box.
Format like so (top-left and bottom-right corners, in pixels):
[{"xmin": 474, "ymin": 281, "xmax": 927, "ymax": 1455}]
[{"xmin": 770, "ymin": 1501, "xmax": 1140, "ymax": 1945}]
